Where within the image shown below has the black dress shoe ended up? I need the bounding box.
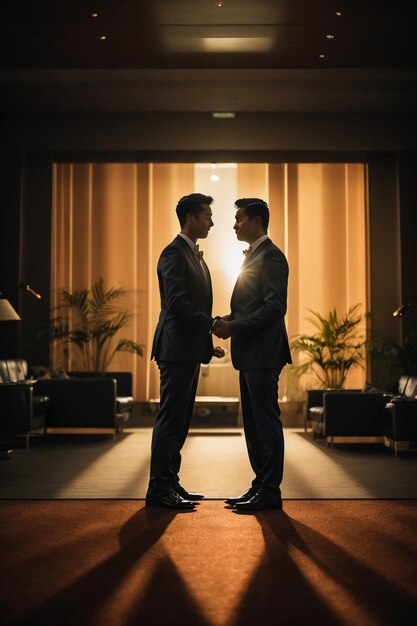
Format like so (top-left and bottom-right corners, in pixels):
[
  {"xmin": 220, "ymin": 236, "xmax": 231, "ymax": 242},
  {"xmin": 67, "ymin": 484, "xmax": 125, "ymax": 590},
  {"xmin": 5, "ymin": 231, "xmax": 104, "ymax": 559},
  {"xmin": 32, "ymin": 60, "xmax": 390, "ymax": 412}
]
[
  {"xmin": 146, "ymin": 492, "xmax": 196, "ymax": 509},
  {"xmin": 224, "ymin": 489, "xmax": 256, "ymax": 506},
  {"xmin": 174, "ymin": 484, "xmax": 204, "ymax": 501},
  {"xmin": 234, "ymin": 492, "xmax": 283, "ymax": 511}
]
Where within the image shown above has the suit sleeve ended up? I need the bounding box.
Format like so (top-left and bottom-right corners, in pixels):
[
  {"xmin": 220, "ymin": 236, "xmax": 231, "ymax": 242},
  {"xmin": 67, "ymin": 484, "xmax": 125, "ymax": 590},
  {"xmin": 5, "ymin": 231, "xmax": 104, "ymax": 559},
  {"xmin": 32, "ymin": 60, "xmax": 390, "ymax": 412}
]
[
  {"xmin": 159, "ymin": 247, "xmax": 213, "ymax": 332},
  {"xmin": 229, "ymin": 250, "xmax": 288, "ymax": 338}
]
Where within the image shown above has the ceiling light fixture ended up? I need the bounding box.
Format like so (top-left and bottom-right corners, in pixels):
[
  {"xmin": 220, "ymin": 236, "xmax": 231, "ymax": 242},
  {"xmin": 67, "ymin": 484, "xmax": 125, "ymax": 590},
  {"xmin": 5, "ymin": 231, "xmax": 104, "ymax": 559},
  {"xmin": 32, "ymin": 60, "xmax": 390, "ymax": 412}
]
[
  {"xmin": 335, "ymin": 12, "xmax": 342, "ymax": 17},
  {"xmin": 319, "ymin": 54, "xmax": 325, "ymax": 59},
  {"xmin": 91, "ymin": 12, "xmax": 98, "ymax": 18},
  {"xmin": 203, "ymin": 37, "xmax": 273, "ymax": 52},
  {"xmin": 212, "ymin": 112, "xmax": 236, "ymax": 118},
  {"xmin": 326, "ymin": 34, "xmax": 335, "ymax": 39},
  {"xmin": 210, "ymin": 162, "xmax": 220, "ymax": 182},
  {"xmin": 215, "ymin": 1, "xmax": 224, "ymax": 7},
  {"xmin": 99, "ymin": 35, "xmax": 107, "ymax": 40}
]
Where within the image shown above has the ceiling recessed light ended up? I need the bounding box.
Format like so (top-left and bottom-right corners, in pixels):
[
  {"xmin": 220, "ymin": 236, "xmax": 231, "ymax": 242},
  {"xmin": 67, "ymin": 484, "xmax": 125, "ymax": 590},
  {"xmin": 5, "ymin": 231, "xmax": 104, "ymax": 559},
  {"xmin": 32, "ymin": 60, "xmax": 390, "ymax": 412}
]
[
  {"xmin": 335, "ymin": 11, "xmax": 342, "ymax": 16},
  {"xmin": 91, "ymin": 12, "xmax": 98, "ymax": 18},
  {"xmin": 326, "ymin": 34, "xmax": 335, "ymax": 39},
  {"xmin": 99, "ymin": 35, "xmax": 107, "ymax": 41},
  {"xmin": 215, "ymin": 1, "xmax": 224, "ymax": 6},
  {"xmin": 212, "ymin": 112, "xmax": 236, "ymax": 118},
  {"xmin": 319, "ymin": 54, "xmax": 325, "ymax": 59}
]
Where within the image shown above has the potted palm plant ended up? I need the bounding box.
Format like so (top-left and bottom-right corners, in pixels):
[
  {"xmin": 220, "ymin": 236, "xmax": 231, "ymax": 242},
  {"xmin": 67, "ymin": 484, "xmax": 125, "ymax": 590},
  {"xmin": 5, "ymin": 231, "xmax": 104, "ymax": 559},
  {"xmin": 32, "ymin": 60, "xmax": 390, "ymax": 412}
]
[
  {"xmin": 290, "ymin": 304, "xmax": 366, "ymax": 389},
  {"xmin": 48, "ymin": 278, "xmax": 143, "ymax": 372}
]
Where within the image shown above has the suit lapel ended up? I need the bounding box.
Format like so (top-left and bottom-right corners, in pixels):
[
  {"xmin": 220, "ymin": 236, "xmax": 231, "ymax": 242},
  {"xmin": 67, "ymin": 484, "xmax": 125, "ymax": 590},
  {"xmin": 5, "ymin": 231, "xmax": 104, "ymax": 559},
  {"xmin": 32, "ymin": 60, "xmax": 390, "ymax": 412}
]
[
  {"xmin": 201, "ymin": 257, "xmax": 213, "ymax": 300},
  {"xmin": 176, "ymin": 235, "xmax": 211, "ymax": 293},
  {"xmin": 245, "ymin": 238, "xmax": 272, "ymax": 265},
  {"xmin": 231, "ymin": 238, "xmax": 272, "ymax": 308}
]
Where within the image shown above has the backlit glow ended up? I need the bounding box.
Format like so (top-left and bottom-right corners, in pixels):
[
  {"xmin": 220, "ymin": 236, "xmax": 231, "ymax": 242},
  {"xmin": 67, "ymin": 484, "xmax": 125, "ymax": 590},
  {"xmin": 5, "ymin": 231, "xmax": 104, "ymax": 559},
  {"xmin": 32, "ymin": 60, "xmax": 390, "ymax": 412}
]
[{"xmin": 202, "ymin": 37, "xmax": 274, "ymax": 53}]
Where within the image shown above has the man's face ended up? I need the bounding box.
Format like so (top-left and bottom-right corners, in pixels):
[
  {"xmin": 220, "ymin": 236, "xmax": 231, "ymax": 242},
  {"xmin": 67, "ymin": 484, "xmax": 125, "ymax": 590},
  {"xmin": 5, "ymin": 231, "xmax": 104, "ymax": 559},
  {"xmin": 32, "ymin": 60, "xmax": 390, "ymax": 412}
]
[
  {"xmin": 190, "ymin": 204, "xmax": 214, "ymax": 239},
  {"xmin": 233, "ymin": 206, "xmax": 257, "ymax": 243}
]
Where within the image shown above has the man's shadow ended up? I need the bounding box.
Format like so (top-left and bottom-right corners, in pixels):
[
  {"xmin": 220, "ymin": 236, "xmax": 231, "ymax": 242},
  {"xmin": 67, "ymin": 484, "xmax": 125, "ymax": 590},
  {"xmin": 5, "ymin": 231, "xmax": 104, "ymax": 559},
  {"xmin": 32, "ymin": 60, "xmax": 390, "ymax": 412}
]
[
  {"xmin": 13, "ymin": 505, "xmax": 210, "ymax": 626},
  {"xmin": 11, "ymin": 505, "xmax": 417, "ymax": 626},
  {"xmin": 231, "ymin": 509, "xmax": 417, "ymax": 626},
  {"xmin": 122, "ymin": 508, "xmax": 341, "ymax": 626}
]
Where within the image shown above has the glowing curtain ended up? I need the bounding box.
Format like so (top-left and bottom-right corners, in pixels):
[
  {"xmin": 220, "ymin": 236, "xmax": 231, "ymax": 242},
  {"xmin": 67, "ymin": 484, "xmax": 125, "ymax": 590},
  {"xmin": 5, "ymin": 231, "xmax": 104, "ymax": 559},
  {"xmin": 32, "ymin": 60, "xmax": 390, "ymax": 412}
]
[
  {"xmin": 51, "ymin": 163, "xmax": 194, "ymax": 401},
  {"xmin": 52, "ymin": 162, "xmax": 366, "ymax": 401}
]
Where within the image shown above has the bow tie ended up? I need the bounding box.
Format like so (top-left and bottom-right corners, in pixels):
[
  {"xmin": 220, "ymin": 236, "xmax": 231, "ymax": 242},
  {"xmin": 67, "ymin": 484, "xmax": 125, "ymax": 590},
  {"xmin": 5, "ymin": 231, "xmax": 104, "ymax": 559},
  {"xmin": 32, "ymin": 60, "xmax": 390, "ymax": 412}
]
[{"xmin": 194, "ymin": 245, "xmax": 204, "ymax": 260}]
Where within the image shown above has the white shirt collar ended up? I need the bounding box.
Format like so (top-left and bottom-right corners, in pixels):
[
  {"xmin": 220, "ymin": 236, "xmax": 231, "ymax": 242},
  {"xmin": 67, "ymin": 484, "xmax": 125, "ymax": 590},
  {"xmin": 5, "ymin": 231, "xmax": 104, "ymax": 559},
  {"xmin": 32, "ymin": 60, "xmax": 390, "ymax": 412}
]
[
  {"xmin": 178, "ymin": 233, "xmax": 197, "ymax": 250},
  {"xmin": 250, "ymin": 234, "xmax": 269, "ymax": 252}
]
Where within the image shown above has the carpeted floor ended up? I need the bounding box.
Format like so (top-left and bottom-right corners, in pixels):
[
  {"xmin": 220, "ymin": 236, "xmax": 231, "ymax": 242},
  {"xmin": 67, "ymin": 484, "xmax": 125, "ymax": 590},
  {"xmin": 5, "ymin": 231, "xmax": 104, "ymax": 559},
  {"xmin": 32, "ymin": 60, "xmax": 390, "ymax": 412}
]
[
  {"xmin": 0, "ymin": 500, "xmax": 416, "ymax": 626},
  {"xmin": 1, "ymin": 428, "xmax": 417, "ymax": 499}
]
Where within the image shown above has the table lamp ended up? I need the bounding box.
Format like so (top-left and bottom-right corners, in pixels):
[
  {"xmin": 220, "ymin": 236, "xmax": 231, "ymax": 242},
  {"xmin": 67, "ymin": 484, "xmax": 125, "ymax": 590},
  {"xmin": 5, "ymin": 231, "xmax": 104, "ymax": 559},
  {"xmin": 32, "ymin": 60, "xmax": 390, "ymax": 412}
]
[{"xmin": 0, "ymin": 298, "xmax": 20, "ymax": 321}]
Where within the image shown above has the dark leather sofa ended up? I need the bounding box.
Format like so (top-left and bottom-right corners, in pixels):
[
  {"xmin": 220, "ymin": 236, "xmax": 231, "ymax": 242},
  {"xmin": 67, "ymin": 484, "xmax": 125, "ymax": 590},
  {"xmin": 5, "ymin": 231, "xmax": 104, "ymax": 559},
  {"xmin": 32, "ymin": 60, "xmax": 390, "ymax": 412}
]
[
  {"xmin": 306, "ymin": 375, "xmax": 417, "ymax": 450},
  {"xmin": 0, "ymin": 359, "xmax": 133, "ymax": 442},
  {"xmin": 68, "ymin": 371, "xmax": 133, "ymax": 420},
  {"xmin": 308, "ymin": 389, "xmax": 388, "ymax": 446}
]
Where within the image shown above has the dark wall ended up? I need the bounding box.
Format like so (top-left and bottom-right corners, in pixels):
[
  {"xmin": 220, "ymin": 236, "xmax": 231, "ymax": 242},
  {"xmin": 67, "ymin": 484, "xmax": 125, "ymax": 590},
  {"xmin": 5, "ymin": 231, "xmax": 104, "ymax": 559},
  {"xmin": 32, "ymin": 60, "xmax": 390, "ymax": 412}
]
[
  {"xmin": 0, "ymin": 150, "xmax": 22, "ymax": 356},
  {"xmin": 1, "ymin": 111, "xmax": 416, "ymax": 368},
  {"xmin": 3, "ymin": 111, "xmax": 417, "ymax": 154},
  {"xmin": 367, "ymin": 154, "xmax": 402, "ymax": 343},
  {"xmin": 397, "ymin": 153, "xmax": 417, "ymax": 339},
  {"xmin": 19, "ymin": 153, "xmax": 53, "ymax": 366}
]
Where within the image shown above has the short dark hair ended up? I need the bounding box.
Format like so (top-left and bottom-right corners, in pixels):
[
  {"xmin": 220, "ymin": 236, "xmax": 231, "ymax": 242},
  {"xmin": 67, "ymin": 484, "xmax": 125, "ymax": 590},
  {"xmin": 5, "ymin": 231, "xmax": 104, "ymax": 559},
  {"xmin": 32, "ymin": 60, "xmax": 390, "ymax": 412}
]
[
  {"xmin": 235, "ymin": 197, "xmax": 269, "ymax": 231},
  {"xmin": 176, "ymin": 193, "xmax": 213, "ymax": 226}
]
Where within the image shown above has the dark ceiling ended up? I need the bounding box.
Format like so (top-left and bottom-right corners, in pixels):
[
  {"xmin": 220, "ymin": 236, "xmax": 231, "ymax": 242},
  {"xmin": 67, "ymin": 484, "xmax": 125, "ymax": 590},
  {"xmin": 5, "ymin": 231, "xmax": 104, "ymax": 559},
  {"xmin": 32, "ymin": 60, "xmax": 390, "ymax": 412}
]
[
  {"xmin": 2, "ymin": 0, "xmax": 416, "ymax": 69},
  {"xmin": 1, "ymin": 1, "xmax": 417, "ymax": 113}
]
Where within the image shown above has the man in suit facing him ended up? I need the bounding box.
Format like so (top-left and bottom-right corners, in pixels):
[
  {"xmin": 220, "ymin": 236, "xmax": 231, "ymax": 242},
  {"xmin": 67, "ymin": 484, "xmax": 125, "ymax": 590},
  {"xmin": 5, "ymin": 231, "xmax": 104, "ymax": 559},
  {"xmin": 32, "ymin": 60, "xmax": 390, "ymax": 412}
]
[
  {"xmin": 213, "ymin": 198, "xmax": 291, "ymax": 511},
  {"xmin": 146, "ymin": 193, "xmax": 224, "ymax": 509}
]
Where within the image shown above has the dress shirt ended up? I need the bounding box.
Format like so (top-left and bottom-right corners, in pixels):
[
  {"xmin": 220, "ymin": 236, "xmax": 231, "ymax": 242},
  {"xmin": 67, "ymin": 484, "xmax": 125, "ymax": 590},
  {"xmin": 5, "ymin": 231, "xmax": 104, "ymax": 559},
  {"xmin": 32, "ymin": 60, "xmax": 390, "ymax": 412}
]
[
  {"xmin": 247, "ymin": 234, "xmax": 269, "ymax": 256},
  {"xmin": 178, "ymin": 232, "xmax": 197, "ymax": 250}
]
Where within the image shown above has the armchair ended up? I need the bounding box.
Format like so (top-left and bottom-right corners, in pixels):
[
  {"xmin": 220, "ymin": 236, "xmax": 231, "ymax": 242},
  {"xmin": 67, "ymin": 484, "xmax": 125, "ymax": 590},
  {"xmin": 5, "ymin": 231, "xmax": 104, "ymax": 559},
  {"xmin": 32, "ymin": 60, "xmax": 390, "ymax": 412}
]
[
  {"xmin": 0, "ymin": 359, "xmax": 50, "ymax": 449},
  {"xmin": 383, "ymin": 376, "xmax": 417, "ymax": 457},
  {"xmin": 306, "ymin": 386, "xmax": 389, "ymax": 447},
  {"xmin": 68, "ymin": 371, "xmax": 133, "ymax": 425}
]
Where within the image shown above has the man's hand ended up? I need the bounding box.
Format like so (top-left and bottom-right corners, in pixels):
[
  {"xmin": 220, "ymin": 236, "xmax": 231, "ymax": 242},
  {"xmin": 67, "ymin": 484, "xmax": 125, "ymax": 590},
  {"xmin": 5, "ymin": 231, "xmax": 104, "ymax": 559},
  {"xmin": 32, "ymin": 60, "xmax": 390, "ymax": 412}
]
[
  {"xmin": 213, "ymin": 346, "xmax": 226, "ymax": 358},
  {"xmin": 213, "ymin": 318, "xmax": 232, "ymax": 339}
]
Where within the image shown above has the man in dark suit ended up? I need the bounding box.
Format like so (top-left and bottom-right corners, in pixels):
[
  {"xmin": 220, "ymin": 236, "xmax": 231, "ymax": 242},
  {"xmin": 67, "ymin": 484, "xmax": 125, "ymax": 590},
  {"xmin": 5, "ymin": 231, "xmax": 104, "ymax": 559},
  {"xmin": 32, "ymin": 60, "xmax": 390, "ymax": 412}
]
[
  {"xmin": 146, "ymin": 193, "xmax": 224, "ymax": 509},
  {"xmin": 214, "ymin": 198, "xmax": 292, "ymax": 511}
]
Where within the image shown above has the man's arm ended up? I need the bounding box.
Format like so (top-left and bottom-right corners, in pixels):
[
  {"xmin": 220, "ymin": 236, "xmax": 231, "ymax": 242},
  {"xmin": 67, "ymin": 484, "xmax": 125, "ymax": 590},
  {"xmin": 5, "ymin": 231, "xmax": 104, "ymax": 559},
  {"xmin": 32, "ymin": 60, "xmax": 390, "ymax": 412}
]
[{"xmin": 160, "ymin": 247, "xmax": 213, "ymax": 332}]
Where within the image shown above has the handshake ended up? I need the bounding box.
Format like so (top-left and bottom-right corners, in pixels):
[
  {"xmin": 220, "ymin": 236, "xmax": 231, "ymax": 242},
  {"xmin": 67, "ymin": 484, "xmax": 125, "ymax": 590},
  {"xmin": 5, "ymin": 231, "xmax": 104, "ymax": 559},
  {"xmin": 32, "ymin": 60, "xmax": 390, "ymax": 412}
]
[
  {"xmin": 212, "ymin": 316, "xmax": 232, "ymax": 339},
  {"xmin": 211, "ymin": 316, "xmax": 231, "ymax": 359}
]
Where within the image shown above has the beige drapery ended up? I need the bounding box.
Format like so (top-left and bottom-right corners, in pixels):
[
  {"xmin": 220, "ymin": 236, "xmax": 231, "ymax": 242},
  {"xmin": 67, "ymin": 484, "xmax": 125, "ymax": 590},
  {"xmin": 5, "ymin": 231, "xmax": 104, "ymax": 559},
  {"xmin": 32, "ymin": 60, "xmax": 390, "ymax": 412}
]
[
  {"xmin": 51, "ymin": 163, "xmax": 194, "ymax": 401},
  {"xmin": 235, "ymin": 163, "xmax": 366, "ymax": 396},
  {"xmin": 52, "ymin": 162, "xmax": 366, "ymax": 401}
]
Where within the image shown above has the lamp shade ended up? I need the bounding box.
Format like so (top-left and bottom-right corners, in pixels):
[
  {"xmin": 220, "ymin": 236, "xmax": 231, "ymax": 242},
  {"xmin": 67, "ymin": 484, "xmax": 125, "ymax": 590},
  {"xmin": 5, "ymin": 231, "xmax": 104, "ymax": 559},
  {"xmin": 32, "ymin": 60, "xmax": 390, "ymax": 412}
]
[{"xmin": 0, "ymin": 299, "xmax": 21, "ymax": 321}]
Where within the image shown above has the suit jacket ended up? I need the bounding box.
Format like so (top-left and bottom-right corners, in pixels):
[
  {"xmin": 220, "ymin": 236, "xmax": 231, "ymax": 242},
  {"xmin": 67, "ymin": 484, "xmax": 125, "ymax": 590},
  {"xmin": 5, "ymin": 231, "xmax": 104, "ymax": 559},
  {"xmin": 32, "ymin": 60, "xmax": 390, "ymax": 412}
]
[
  {"xmin": 151, "ymin": 235, "xmax": 214, "ymax": 364},
  {"xmin": 229, "ymin": 238, "xmax": 292, "ymax": 370}
]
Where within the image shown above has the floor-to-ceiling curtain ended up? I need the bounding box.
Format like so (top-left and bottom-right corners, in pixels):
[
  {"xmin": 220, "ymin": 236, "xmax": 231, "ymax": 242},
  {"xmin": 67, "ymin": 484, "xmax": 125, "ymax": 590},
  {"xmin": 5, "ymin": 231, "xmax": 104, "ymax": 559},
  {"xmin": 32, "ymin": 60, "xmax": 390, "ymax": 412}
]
[
  {"xmin": 269, "ymin": 163, "xmax": 366, "ymax": 395},
  {"xmin": 52, "ymin": 162, "xmax": 366, "ymax": 401},
  {"xmin": 201, "ymin": 163, "xmax": 366, "ymax": 399},
  {"xmin": 51, "ymin": 163, "xmax": 194, "ymax": 401}
]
